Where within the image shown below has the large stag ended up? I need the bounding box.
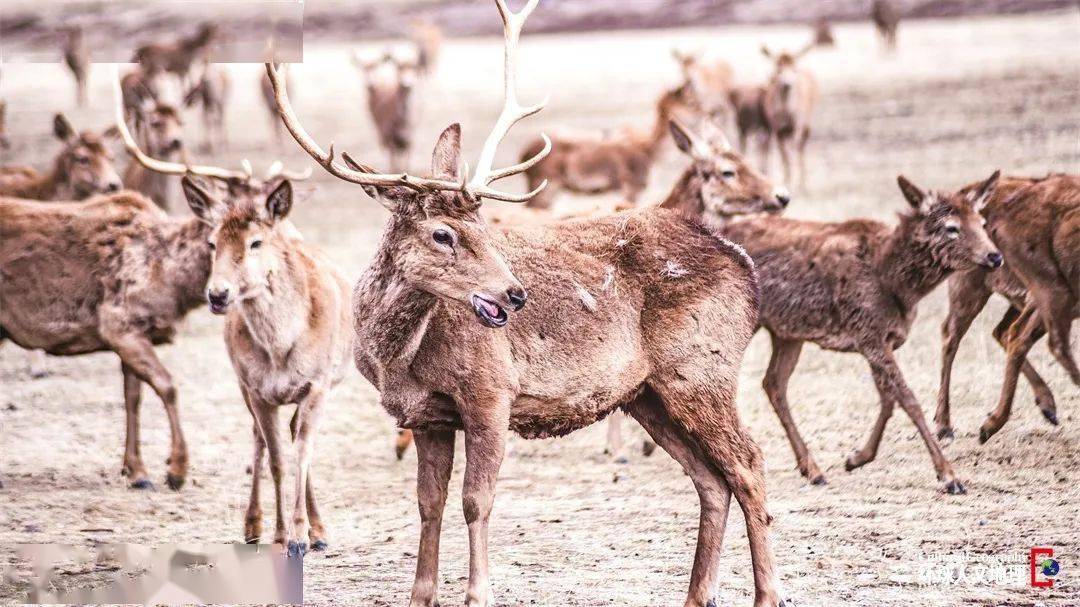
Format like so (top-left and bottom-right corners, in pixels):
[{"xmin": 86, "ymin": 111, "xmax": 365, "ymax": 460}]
[
  {"xmin": 266, "ymin": 1, "xmax": 786, "ymax": 605},
  {"xmin": 936, "ymin": 174, "xmax": 1079, "ymax": 443},
  {"xmin": 723, "ymin": 172, "xmax": 1004, "ymax": 493}
]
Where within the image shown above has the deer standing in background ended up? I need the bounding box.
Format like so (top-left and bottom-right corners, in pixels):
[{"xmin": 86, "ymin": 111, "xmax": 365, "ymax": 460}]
[
  {"xmin": 936, "ymin": 174, "xmax": 1079, "ymax": 443},
  {"xmin": 519, "ymin": 85, "xmax": 694, "ymax": 209},
  {"xmin": 0, "ymin": 114, "xmax": 122, "ymax": 201},
  {"xmin": 872, "ymin": 0, "xmax": 900, "ymax": 51},
  {"xmin": 723, "ymin": 172, "xmax": 1004, "ymax": 493},
  {"xmin": 812, "ymin": 18, "xmax": 835, "ymax": 47},
  {"xmin": 184, "ymin": 63, "xmax": 230, "ymax": 152},
  {"xmin": 120, "ymin": 65, "xmax": 163, "ymax": 137},
  {"xmin": 760, "ymin": 44, "xmax": 818, "ymax": 192},
  {"xmin": 61, "ymin": 26, "xmax": 90, "ymax": 107},
  {"xmin": 410, "ymin": 19, "xmax": 443, "ymax": 77},
  {"xmin": 133, "ymin": 23, "xmax": 218, "ymax": 88},
  {"xmin": 673, "ymin": 49, "xmax": 734, "ymax": 124},
  {"xmin": 267, "ymin": 0, "xmax": 787, "ymax": 604},
  {"xmin": 121, "ymin": 103, "xmax": 185, "ymax": 211},
  {"xmin": 353, "ymin": 52, "xmax": 420, "ymax": 173}
]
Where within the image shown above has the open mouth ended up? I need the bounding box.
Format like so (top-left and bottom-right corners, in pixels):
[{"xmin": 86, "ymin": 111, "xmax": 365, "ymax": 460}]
[
  {"xmin": 208, "ymin": 301, "xmax": 229, "ymax": 315},
  {"xmin": 471, "ymin": 294, "xmax": 508, "ymax": 328}
]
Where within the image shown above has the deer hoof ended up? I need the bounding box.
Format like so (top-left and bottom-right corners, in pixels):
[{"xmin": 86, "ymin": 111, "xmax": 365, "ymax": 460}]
[
  {"xmin": 129, "ymin": 478, "xmax": 154, "ymax": 490},
  {"xmin": 1041, "ymin": 408, "xmax": 1059, "ymax": 426},
  {"xmin": 810, "ymin": 474, "xmax": 828, "ymax": 486},
  {"xmin": 705, "ymin": 599, "xmax": 718, "ymax": 607},
  {"xmin": 936, "ymin": 426, "xmax": 955, "ymax": 441},
  {"xmin": 311, "ymin": 539, "xmax": 328, "ymax": 552},
  {"xmin": 641, "ymin": 440, "xmax": 657, "ymax": 457},
  {"xmin": 978, "ymin": 425, "xmax": 996, "ymax": 444},
  {"xmin": 287, "ymin": 541, "xmax": 307, "ymax": 558},
  {"xmin": 944, "ymin": 479, "xmax": 967, "ymax": 495},
  {"xmin": 165, "ymin": 473, "xmax": 185, "ymax": 491}
]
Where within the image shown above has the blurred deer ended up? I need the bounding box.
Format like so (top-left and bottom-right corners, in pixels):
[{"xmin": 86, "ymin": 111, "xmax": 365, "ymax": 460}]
[
  {"xmin": 260, "ymin": 63, "xmax": 292, "ymax": 143},
  {"xmin": 121, "ymin": 103, "xmax": 185, "ymax": 210},
  {"xmin": 812, "ymin": 18, "xmax": 835, "ymax": 47},
  {"xmin": 61, "ymin": 26, "xmax": 90, "ymax": 107},
  {"xmin": 353, "ymin": 51, "xmax": 420, "ymax": 173},
  {"xmin": 761, "ymin": 44, "xmax": 818, "ymax": 191},
  {"xmin": 120, "ymin": 65, "xmax": 163, "ymax": 135},
  {"xmin": 133, "ymin": 23, "xmax": 218, "ymax": 88},
  {"xmin": 0, "ymin": 114, "xmax": 122, "ymax": 201},
  {"xmin": 936, "ymin": 174, "xmax": 1079, "ymax": 444},
  {"xmin": 184, "ymin": 63, "xmax": 230, "ymax": 152},
  {"xmin": 0, "ymin": 100, "xmax": 9, "ymax": 149},
  {"xmin": 266, "ymin": 0, "xmax": 786, "ymax": 602},
  {"xmin": 673, "ymin": 49, "xmax": 734, "ymax": 124},
  {"xmin": 410, "ymin": 19, "xmax": 443, "ymax": 77},
  {"xmin": 872, "ymin": 0, "xmax": 899, "ymax": 51},
  {"xmin": 729, "ymin": 84, "xmax": 770, "ymax": 170}
]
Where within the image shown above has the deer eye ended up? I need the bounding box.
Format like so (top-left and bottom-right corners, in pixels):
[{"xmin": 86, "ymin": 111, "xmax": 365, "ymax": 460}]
[
  {"xmin": 432, "ymin": 229, "xmax": 454, "ymax": 247},
  {"xmin": 250, "ymin": 239, "xmax": 263, "ymax": 250},
  {"xmin": 75, "ymin": 155, "xmax": 90, "ymax": 165},
  {"xmin": 721, "ymin": 170, "xmax": 736, "ymax": 179},
  {"xmin": 944, "ymin": 226, "xmax": 960, "ymax": 238},
  {"xmin": 207, "ymin": 241, "xmax": 217, "ymax": 251}
]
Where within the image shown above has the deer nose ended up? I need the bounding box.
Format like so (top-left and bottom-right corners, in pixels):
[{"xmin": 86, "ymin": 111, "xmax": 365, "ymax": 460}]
[
  {"xmin": 207, "ymin": 288, "xmax": 231, "ymax": 314},
  {"xmin": 986, "ymin": 252, "xmax": 1003, "ymax": 268},
  {"xmin": 506, "ymin": 287, "xmax": 528, "ymax": 311},
  {"xmin": 773, "ymin": 187, "xmax": 791, "ymax": 208},
  {"xmin": 104, "ymin": 181, "xmax": 122, "ymax": 193}
]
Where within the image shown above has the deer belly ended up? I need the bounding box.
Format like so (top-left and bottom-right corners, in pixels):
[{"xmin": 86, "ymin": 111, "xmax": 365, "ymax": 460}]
[{"xmin": 509, "ymin": 369, "xmax": 647, "ymax": 439}]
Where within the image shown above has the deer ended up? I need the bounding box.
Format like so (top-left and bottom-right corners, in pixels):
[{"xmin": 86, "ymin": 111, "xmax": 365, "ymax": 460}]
[
  {"xmin": 760, "ymin": 44, "xmax": 818, "ymax": 192},
  {"xmin": 812, "ymin": 18, "xmax": 836, "ymax": 47},
  {"xmin": 935, "ymin": 174, "xmax": 1079, "ymax": 443},
  {"xmin": 61, "ymin": 26, "xmax": 90, "ymax": 107},
  {"xmin": 353, "ymin": 51, "xmax": 421, "ymax": 173},
  {"xmin": 673, "ymin": 49, "xmax": 735, "ymax": 125},
  {"xmin": 729, "ymin": 84, "xmax": 771, "ymax": 172},
  {"xmin": 722, "ymin": 172, "xmax": 1004, "ymax": 494},
  {"xmin": 121, "ymin": 102, "xmax": 185, "ymax": 211},
  {"xmin": 872, "ymin": 0, "xmax": 900, "ymax": 51},
  {"xmin": 184, "ymin": 63, "xmax": 230, "ymax": 152},
  {"xmin": 410, "ymin": 19, "xmax": 443, "ymax": 77},
  {"xmin": 120, "ymin": 65, "xmax": 163, "ymax": 137},
  {"xmin": 518, "ymin": 84, "xmax": 695, "ymax": 210},
  {"xmin": 133, "ymin": 23, "xmax": 218, "ymax": 88},
  {"xmin": 267, "ymin": 1, "xmax": 787, "ymax": 604}
]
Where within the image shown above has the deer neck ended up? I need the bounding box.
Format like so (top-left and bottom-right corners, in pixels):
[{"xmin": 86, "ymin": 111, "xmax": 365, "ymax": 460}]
[
  {"xmin": 23, "ymin": 165, "xmax": 63, "ymax": 200},
  {"xmin": 644, "ymin": 95, "xmax": 674, "ymax": 158},
  {"xmin": 161, "ymin": 217, "xmax": 215, "ymax": 315},
  {"xmin": 237, "ymin": 241, "xmax": 311, "ymax": 363},
  {"xmin": 659, "ymin": 168, "xmax": 700, "ymax": 214},
  {"xmin": 875, "ymin": 215, "xmax": 951, "ymax": 312}
]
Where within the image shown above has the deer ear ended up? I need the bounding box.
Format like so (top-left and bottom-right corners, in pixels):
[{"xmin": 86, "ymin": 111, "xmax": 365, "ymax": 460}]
[
  {"xmin": 970, "ymin": 170, "xmax": 1001, "ymax": 213},
  {"xmin": 54, "ymin": 113, "xmax": 75, "ymax": 142},
  {"xmin": 102, "ymin": 125, "xmax": 121, "ymax": 141},
  {"xmin": 669, "ymin": 120, "xmax": 695, "ymax": 156},
  {"xmin": 265, "ymin": 179, "xmax": 293, "ymax": 221},
  {"xmin": 896, "ymin": 175, "xmax": 927, "ymax": 211},
  {"xmin": 181, "ymin": 176, "xmax": 221, "ymax": 223},
  {"xmin": 760, "ymin": 45, "xmax": 773, "ymax": 59},
  {"xmin": 342, "ymin": 151, "xmax": 412, "ymax": 212},
  {"xmin": 431, "ymin": 123, "xmax": 461, "ymax": 180}
]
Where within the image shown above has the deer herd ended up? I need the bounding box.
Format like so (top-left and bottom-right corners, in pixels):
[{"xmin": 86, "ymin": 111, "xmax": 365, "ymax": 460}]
[{"xmin": 0, "ymin": 1, "xmax": 1075, "ymax": 605}]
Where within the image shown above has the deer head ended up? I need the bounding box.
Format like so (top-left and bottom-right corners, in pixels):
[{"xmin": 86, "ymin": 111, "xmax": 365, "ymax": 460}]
[
  {"xmin": 142, "ymin": 103, "xmax": 185, "ymax": 158},
  {"xmin": 268, "ymin": 0, "xmax": 549, "ymax": 328},
  {"xmin": 761, "ymin": 43, "xmax": 811, "ymax": 100},
  {"xmin": 669, "ymin": 119, "xmax": 789, "ymax": 220},
  {"xmin": 52, "ymin": 113, "xmax": 123, "ymax": 198},
  {"xmin": 896, "ymin": 171, "xmax": 1003, "ymax": 270}
]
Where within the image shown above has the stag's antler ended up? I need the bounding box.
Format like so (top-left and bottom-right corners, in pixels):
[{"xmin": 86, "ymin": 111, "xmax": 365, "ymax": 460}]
[{"xmin": 267, "ymin": 0, "xmax": 550, "ymax": 203}]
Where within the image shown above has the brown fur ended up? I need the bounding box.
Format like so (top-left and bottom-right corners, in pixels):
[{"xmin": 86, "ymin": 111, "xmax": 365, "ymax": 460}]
[
  {"xmin": 122, "ymin": 104, "xmax": 185, "ymax": 211},
  {"xmin": 936, "ymin": 174, "xmax": 1080, "ymax": 443},
  {"xmin": 120, "ymin": 66, "xmax": 162, "ymax": 138},
  {"xmin": 0, "ymin": 114, "xmax": 122, "ymax": 201},
  {"xmin": 872, "ymin": 0, "xmax": 900, "ymax": 50},
  {"xmin": 410, "ymin": 20, "xmax": 443, "ymax": 76},
  {"xmin": 62, "ymin": 26, "xmax": 90, "ymax": 107},
  {"xmin": 0, "ymin": 190, "xmax": 213, "ymax": 489},
  {"xmin": 354, "ymin": 55, "xmax": 419, "ymax": 173},
  {"xmin": 133, "ymin": 23, "xmax": 218, "ymax": 84},
  {"xmin": 184, "ymin": 178, "xmax": 352, "ymax": 554},
  {"xmin": 760, "ymin": 45, "xmax": 818, "ymax": 191},
  {"xmin": 519, "ymin": 87, "xmax": 692, "ymax": 209},
  {"xmin": 673, "ymin": 50, "xmax": 735, "ymax": 123},
  {"xmin": 0, "ymin": 100, "xmax": 9, "ymax": 149},
  {"xmin": 722, "ymin": 172, "xmax": 1004, "ymax": 493},
  {"xmin": 813, "ymin": 19, "xmax": 835, "ymax": 47}
]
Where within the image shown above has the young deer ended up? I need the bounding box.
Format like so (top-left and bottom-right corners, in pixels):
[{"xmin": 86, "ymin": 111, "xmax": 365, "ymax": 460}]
[
  {"xmin": 353, "ymin": 52, "xmax": 420, "ymax": 172},
  {"xmin": 266, "ymin": 1, "xmax": 786, "ymax": 604},
  {"xmin": 121, "ymin": 103, "xmax": 185, "ymax": 211},
  {"xmin": 872, "ymin": 0, "xmax": 900, "ymax": 51},
  {"xmin": 723, "ymin": 172, "xmax": 1005, "ymax": 493},
  {"xmin": 61, "ymin": 26, "xmax": 90, "ymax": 107},
  {"xmin": 185, "ymin": 172, "xmax": 345, "ymax": 556},
  {"xmin": 760, "ymin": 44, "xmax": 818, "ymax": 192},
  {"xmin": 936, "ymin": 174, "xmax": 1079, "ymax": 443},
  {"xmin": 133, "ymin": 23, "xmax": 218, "ymax": 87},
  {"xmin": 184, "ymin": 63, "xmax": 230, "ymax": 152},
  {"xmin": 0, "ymin": 114, "xmax": 122, "ymax": 201},
  {"xmin": 518, "ymin": 85, "xmax": 693, "ymax": 210}
]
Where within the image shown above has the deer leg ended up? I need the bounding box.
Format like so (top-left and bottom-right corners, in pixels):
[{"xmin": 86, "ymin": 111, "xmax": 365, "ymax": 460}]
[
  {"xmin": 796, "ymin": 126, "xmax": 810, "ymax": 193},
  {"xmin": 935, "ymin": 275, "xmax": 991, "ymax": 439},
  {"xmin": 287, "ymin": 387, "xmax": 327, "ymax": 557},
  {"xmin": 409, "ymin": 428, "xmax": 456, "ymax": 607},
  {"xmin": 120, "ymin": 362, "xmax": 151, "ymax": 489},
  {"xmin": 992, "ymin": 306, "xmax": 1055, "ymax": 423},
  {"xmin": 305, "ymin": 472, "xmax": 328, "ymax": 550},
  {"xmin": 624, "ymin": 389, "xmax": 732, "ymax": 607},
  {"xmin": 604, "ymin": 411, "xmax": 628, "ymax": 463},
  {"xmin": 460, "ymin": 401, "xmax": 511, "ymax": 607},
  {"xmin": 762, "ymin": 334, "xmax": 823, "ymax": 484},
  {"xmin": 864, "ymin": 346, "xmax": 964, "ymax": 494},
  {"xmin": 395, "ymin": 429, "xmax": 414, "ymax": 460},
  {"xmin": 844, "ymin": 381, "xmax": 893, "ymax": 471},
  {"xmin": 777, "ymin": 136, "xmax": 793, "ymax": 189},
  {"xmin": 980, "ymin": 305, "xmax": 1044, "ymax": 443},
  {"xmin": 1033, "ymin": 285, "xmax": 1080, "ymax": 385},
  {"xmin": 248, "ymin": 401, "xmax": 289, "ymax": 550},
  {"xmin": 108, "ymin": 333, "xmax": 188, "ymax": 490},
  {"xmin": 26, "ymin": 350, "xmax": 48, "ymax": 378},
  {"xmin": 757, "ymin": 132, "xmax": 771, "ymax": 177},
  {"xmin": 245, "ymin": 422, "xmax": 266, "ymax": 544}
]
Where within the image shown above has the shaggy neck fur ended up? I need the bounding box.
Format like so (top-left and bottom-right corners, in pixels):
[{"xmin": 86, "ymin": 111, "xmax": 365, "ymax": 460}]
[
  {"xmin": 162, "ymin": 217, "xmax": 215, "ymax": 315},
  {"xmin": 875, "ymin": 213, "xmax": 951, "ymax": 313},
  {"xmin": 659, "ymin": 168, "xmax": 700, "ymax": 214}
]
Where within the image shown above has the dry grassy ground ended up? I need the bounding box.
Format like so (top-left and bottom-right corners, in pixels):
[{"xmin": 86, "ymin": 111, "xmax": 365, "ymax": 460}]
[{"xmin": 1, "ymin": 10, "xmax": 1078, "ymax": 607}]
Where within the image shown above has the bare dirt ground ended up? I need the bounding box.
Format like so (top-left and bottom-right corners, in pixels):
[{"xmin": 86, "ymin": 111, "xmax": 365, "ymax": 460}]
[{"xmin": 2, "ymin": 10, "xmax": 1079, "ymax": 607}]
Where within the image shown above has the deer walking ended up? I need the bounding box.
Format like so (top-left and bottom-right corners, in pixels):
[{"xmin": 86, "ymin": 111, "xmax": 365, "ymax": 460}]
[
  {"xmin": 723, "ymin": 172, "xmax": 1005, "ymax": 493},
  {"xmin": 936, "ymin": 174, "xmax": 1079, "ymax": 443},
  {"xmin": 760, "ymin": 44, "xmax": 817, "ymax": 192},
  {"xmin": 267, "ymin": 1, "xmax": 786, "ymax": 604},
  {"xmin": 872, "ymin": 0, "xmax": 900, "ymax": 51},
  {"xmin": 353, "ymin": 52, "xmax": 421, "ymax": 173},
  {"xmin": 61, "ymin": 26, "xmax": 90, "ymax": 107}
]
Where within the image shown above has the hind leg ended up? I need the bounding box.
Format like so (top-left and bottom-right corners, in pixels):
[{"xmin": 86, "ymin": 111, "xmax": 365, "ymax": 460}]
[
  {"xmin": 625, "ymin": 389, "xmax": 732, "ymax": 607},
  {"xmin": 980, "ymin": 304, "xmax": 1044, "ymax": 443},
  {"xmin": 991, "ymin": 305, "xmax": 1055, "ymax": 423},
  {"xmin": 1032, "ymin": 285, "xmax": 1079, "ymax": 385},
  {"xmin": 604, "ymin": 411, "xmax": 628, "ymax": 463}
]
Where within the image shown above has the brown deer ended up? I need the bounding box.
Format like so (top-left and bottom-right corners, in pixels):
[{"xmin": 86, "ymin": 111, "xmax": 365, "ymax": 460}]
[
  {"xmin": 353, "ymin": 51, "xmax": 421, "ymax": 173},
  {"xmin": 872, "ymin": 0, "xmax": 900, "ymax": 51},
  {"xmin": 673, "ymin": 49, "xmax": 734, "ymax": 124},
  {"xmin": 133, "ymin": 23, "xmax": 218, "ymax": 87},
  {"xmin": 812, "ymin": 18, "xmax": 836, "ymax": 47},
  {"xmin": 61, "ymin": 26, "xmax": 90, "ymax": 107},
  {"xmin": 267, "ymin": 1, "xmax": 786, "ymax": 604},
  {"xmin": 0, "ymin": 114, "xmax": 122, "ymax": 201},
  {"xmin": 410, "ymin": 19, "xmax": 443, "ymax": 77},
  {"xmin": 183, "ymin": 165, "xmax": 344, "ymax": 557},
  {"xmin": 723, "ymin": 172, "xmax": 1005, "ymax": 493},
  {"xmin": 121, "ymin": 103, "xmax": 185, "ymax": 211},
  {"xmin": 760, "ymin": 44, "xmax": 818, "ymax": 192},
  {"xmin": 729, "ymin": 85, "xmax": 770, "ymax": 171},
  {"xmin": 184, "ymin": 63, "xmax": 230, "ymax": 152},
  {"xmin": 120, "ymin": 65, "xmax": 163, "ymax": 136},
  {"xmin": 935, "ymin": 174, "xmax": 1079, "ymax": 443},
  {"xmin": 519, "ymin": 85, "xmax": 694, "ymax": 210}
]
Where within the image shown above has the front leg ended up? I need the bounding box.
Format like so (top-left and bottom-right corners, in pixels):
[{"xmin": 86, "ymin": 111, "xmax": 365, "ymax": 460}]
[
  {"xmin": 461, "ymin": 400, "xmax": 511, "ymax": 607},
  {"xmin": 410, "ymin": 428, "xmax": 456, "ymax": 607}
]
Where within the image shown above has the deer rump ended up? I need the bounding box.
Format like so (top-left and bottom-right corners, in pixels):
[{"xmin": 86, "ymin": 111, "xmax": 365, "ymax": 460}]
[
  {"xmin": 376, "ymin": 208, "xmax": 759, "ymax": 439},
  {"xmin": 0, "ymin": 194, "xmax": 170, "ymax": 354}
]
